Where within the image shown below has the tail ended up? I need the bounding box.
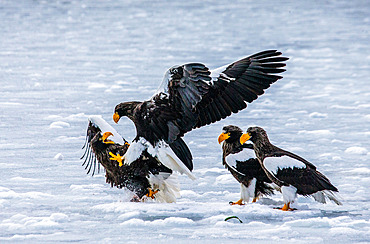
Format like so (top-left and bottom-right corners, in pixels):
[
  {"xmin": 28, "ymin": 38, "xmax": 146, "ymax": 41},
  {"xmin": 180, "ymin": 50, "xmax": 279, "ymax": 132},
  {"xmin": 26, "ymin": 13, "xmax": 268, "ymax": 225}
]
[
  {"xmin": 152, "ymin": 141, "xmax": 196, "ymax": 180},
  {"xmin": 255, "ymin": 181, "xmax": 275, "ymax": 198},
  {"xmin": 312, "ymin": 190, "xmax": 342, "ymax": 205},
  {"xmin": 148, "ymin": 172, "xmax": 181, "ymax": 203}
]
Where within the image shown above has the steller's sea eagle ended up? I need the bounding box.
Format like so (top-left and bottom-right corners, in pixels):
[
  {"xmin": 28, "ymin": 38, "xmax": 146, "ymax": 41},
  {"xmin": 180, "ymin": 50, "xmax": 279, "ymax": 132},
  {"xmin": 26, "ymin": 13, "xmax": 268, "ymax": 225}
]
[
  {"xmin": 240, "ymin": 126, "xmax": 342, "ymax": 211},
  {"xmin": 218, "ymin": 125, "xmax": 274, "ymax": 205},
  {"xmin": 81, "ymin": 115, "xmax": 180, "ymax": 203},
  {"xmin": 113, "ymin": 50, "xmax": 289, "ymax": 181}
]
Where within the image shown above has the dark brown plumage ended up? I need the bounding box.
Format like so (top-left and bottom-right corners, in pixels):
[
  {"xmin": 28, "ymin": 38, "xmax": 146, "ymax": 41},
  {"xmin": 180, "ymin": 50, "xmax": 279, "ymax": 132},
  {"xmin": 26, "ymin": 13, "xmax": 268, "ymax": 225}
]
[
  {"xmin": 81, "ymin": 118, "xmax": 175, "ymax": 202},
  {"xmin": 218, "ymin": 125, "xmax": 274, "ymax": 205},
  {"xmin": 240, "ymin": 126, "xmax": 342, "ymax": 210},
  {"xmin": 113, "ymin": 50, "xmax": 289, "ymax": 178}
]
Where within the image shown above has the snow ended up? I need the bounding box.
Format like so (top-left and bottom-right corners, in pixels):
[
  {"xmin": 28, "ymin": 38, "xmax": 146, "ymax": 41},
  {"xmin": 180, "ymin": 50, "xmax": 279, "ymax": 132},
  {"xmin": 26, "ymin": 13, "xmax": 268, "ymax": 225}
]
[
  {"xmin": 344, "ymin": 146, "xmax": 368, "ymax": 155},
  {"xmin": 1, "ymin": 0, "xmax": 370, "ymax": 243},
  {"xmin": 53, "ymin": 153, "xmax": 63, "ymax": 160}
]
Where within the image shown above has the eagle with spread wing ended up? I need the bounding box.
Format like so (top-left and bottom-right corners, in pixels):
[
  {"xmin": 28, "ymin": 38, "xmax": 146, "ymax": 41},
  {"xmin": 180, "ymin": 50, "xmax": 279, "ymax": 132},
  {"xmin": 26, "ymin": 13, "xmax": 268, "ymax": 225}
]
[
  {"xmin": 113, "ymin": 50, "xmax": 288, "ymax": 180},
  {"xmin": 81, "ymin": 115, "xmax": 180, "ymax": 202}
]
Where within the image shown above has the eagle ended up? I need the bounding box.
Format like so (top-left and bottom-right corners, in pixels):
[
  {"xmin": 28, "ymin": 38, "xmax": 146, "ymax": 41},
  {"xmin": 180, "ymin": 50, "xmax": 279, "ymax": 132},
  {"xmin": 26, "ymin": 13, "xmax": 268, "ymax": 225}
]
[
  {"xmin": 81, "ymin": 115, "xmax": 180, "ymax": 203},
  {"xmin": 218, "ymin": 125, "xmax": 274, "ymax": 205},
  {"xmin": 113, "ymin": 50, "xmax": 288, "ymax": 181},
  {"xmin": 240, "ymin": 126, "xmax": 342, "ymax": 211}
]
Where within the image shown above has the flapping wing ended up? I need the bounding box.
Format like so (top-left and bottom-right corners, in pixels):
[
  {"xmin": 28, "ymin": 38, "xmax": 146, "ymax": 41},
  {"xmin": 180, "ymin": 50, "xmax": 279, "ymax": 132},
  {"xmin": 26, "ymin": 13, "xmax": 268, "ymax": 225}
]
[
  {"xmin": 81, "ymin": 120, "xmax": 102, "ymax": 176},
  {"xmin": 88, "ymin": 115, "xmax": 127, "ymax": 145},
  {"xmin": 195, "ymin": 50, "xmax": 288, "ymax": 128},
  {"xmin": 152, "ymin": 50, "xmax": 288, "ymax": 141},
  {"xmin": 81, "ymin": 116, "xmax": 127, "ymax": 176}
]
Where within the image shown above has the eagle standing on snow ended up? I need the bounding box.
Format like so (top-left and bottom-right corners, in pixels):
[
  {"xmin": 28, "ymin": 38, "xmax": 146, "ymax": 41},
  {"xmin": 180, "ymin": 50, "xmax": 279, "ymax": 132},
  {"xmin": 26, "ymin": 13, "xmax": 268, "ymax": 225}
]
[
  {"xmin": 81, "ymin": 116, "xmax": 180, "ymax": 203},
  {"xmin": 240, "ymin": 126, "xmax": 342, "ymax": 210},
  {"xmin": 218, "ymin": 125, "xmax": 274, "ymax": 205},
  {"xmin": 113, "ymin": 50, "xmax": 289, "ymax": 182}
]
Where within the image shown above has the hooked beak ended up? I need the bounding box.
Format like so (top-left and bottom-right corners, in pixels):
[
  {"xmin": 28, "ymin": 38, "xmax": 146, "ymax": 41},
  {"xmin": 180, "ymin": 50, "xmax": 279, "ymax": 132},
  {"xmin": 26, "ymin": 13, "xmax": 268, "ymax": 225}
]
[
  {"xmin": 240, "ymin": 133, "xmax": 251, "ymax": 145},
  {"xmin": 113, "ymin": 112, "xmax": 120, "ymax": 123},
  {"xmin": 102, "ymin": 132, "xmax": 114, "ymax": 144},
  {"xmin": 218, "ymin": 132, "xmax": 230, "ymax": 144}
]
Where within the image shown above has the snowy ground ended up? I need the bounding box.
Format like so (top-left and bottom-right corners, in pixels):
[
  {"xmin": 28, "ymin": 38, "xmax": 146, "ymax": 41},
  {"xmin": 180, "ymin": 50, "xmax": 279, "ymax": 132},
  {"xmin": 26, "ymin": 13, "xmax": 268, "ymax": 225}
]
[{"xmin": 1, "ymin": 0, "xmax": 369, "ymax": 243}]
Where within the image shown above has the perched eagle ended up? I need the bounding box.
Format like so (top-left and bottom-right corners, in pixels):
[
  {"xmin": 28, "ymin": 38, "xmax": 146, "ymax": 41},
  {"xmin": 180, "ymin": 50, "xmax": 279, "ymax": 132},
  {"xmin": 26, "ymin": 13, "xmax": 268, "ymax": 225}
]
[
  {"xmin": 113, "ymin": 50, "xmax": 288, "ymax": 181},
  {"xmin": 240, "ymin": 126, "xmax": 342, "ymax": 211},
  {"xmin": 218, "ymin": 125, "xmax": 274, "ymax": 205},
  {"xmin": 81, "ymin": 115, "xmax": 180, "ymax": 203}
]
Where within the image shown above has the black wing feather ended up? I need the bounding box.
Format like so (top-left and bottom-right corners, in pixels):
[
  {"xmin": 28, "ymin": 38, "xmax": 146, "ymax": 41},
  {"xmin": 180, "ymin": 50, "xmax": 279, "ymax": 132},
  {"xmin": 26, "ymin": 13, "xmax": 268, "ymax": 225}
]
[
  {"xmin": 266, "ymin": 150, "xmax": 338, "ymax": 195},
  {"xmin": 139, "ymin": 50, "xmax": 287, "ymax": 171}
]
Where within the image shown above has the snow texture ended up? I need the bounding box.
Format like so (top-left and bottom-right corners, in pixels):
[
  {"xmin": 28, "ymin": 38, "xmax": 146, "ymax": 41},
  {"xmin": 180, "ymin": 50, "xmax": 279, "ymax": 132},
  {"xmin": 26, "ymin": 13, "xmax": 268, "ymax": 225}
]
[{"xmin": 1, "ymin": 0, "xmax": 370, "ymax": 243}]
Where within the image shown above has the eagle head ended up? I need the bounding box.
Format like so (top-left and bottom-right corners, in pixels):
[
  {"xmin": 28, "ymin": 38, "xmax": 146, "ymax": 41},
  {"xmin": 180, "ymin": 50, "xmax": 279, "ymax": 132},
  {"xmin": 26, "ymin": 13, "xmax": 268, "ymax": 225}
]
[
  {"xmin": 113, "ymin": 102, "xmax": 140, "ymax": 123},
  {"xmin": 218, "ymin": 125, "xmax": 243, "ymax": 144},
  {"xmin": 241, "ymin": 126, "xmax": 269, "ymax": 144}
]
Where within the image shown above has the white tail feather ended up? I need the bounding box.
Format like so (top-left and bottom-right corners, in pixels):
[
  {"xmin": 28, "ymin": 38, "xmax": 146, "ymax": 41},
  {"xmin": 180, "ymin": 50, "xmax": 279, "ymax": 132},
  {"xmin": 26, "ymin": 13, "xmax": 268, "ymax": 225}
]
[
  {"xmin": 148, "ymin": 140, "xmax": 197, "ymax": 180},
  {"xmin": 148, "ymin": 173, "xmax": 181, "ymax": 203},
  {"xmin": 312, "ymin": 190, "xmax": 342, "ymax": 205}
]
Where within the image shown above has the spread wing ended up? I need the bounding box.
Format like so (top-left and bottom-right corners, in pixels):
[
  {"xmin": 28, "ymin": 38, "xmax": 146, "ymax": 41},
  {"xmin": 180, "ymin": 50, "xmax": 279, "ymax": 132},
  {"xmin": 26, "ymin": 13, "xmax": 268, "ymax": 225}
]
[{"xmin": 152, "ymin": 50, "xmax": 288, "ymax": 141}]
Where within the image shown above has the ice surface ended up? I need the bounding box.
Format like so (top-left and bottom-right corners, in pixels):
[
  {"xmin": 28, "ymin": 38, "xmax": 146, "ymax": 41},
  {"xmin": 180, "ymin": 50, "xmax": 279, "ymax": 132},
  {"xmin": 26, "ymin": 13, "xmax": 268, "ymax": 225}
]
[{"xmin": 1, "ymin": 0, "xmax": 369, "ymax": 243}]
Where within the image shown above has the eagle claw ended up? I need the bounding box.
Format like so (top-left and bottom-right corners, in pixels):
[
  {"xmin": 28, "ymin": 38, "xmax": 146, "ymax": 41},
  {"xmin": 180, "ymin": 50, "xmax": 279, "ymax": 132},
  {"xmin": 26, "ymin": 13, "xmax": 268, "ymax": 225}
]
[
  {"xmin": 146, "ymin": 188, "xmax": 159, "ymax": 199},
  {"xmin": 229, "ymin": 199, "xmax": 245, "ymax": 205},
  {"xmin": 109, "ymin": 152, "xmax": 123, "ymax": 167},
  {"xmin": 275, "ymin": 203, "xmax": 297, "ymax": 211}
]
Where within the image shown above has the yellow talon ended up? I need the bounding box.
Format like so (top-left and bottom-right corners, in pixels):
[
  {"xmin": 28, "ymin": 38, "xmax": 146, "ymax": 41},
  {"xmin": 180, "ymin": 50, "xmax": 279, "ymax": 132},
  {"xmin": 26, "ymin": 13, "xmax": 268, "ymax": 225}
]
[
  {"xmin": 229, "ymin": 199, "xmax": 245, "ymax": 205},
  {"xmin": 146, "ymin": 188, "xmax": 159, "ymax": 199},
  {"xmin": 252, "ymin": 197, "xmax": 259, "ymax": 203},
  {"xmin": 109, "ymin": 152, "xmax": 123, "ymax": 167},
  {"xmin": 279, "ymin": 202, "xmax": 296, "ymax": 211},
  {"xmin": 125, "ymin": 142, "xmax": 130, "ymax": 146}
]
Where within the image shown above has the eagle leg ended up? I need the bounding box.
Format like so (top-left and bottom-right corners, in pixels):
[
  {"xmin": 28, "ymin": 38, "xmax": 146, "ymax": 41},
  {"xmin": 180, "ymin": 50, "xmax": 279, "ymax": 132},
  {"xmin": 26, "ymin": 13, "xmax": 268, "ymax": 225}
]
[
  {"xmin": 108, "ymin": 152, "xmax": 123, "ymax": 167},
  {"xmin": 146, "ymin": 188, "xmax": 159, "ymax": 199},
  {"xmin": 229, "ymin": 199, "xmax": 245, "ymax": 205},
  {"xmin": 277, "ymin": 202, "xmax": 296, "ymax": 211},
  {"xmin": 252, "ymin": 197, "xmax": 259, "ymax": 203}
]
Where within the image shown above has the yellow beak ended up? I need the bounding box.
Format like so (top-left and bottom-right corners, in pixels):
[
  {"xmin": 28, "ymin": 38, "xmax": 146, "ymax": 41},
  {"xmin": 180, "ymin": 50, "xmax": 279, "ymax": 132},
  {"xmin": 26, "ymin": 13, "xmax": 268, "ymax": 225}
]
[
  {"xmin": 218, "ymin": 132, "xmax": 230, "ymax": 144},
  {"xmin": 102, "ymin": 132, "xmax": 114, "ymax": 144},
  {"xmin": 113, "ymin": 112, "xmax": 120, "ymax": 123},
  {"xmin": 240, "ymin": 133, "xmax": 251, "ymax": 145}
]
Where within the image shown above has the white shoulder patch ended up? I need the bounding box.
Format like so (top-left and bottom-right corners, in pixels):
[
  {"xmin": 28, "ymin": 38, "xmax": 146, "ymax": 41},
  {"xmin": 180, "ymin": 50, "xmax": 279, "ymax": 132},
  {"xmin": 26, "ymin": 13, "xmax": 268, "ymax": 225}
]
[
  {"xmin": 147, "ymin": 140, "xmax": 196, "ymax": 180},
  {"xmin": 88, "ymin": 115, "xmax": 125, "ymax": 145},
  {"xmin": 123, "ymin": 137, "xmax": 148, "ymax": 165},
  {"xmin": 263, "ymin": 156, "xmax": 306, "ymax": 175},
  {"xmin": 225, "ymin": 147, "xmax": 256, "ymax": 171}
]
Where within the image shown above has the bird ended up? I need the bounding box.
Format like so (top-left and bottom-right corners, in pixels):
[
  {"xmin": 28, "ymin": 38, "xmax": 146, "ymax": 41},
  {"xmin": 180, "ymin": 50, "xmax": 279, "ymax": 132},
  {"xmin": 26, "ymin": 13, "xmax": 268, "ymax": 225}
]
[
  {"xmin": 218, "ymin": 125, "xmax": 274, "ymax": 205},
  {"xmin": 81, "ymin": 115, "xmax": 180, "ymax": 203},
  {"xmin": 113, "ymin": 50, "xmax": 289, "ymax": 182},
  {"xmin": 240, "ymin": 126, "xmax": 342, "ymax": 211}
]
